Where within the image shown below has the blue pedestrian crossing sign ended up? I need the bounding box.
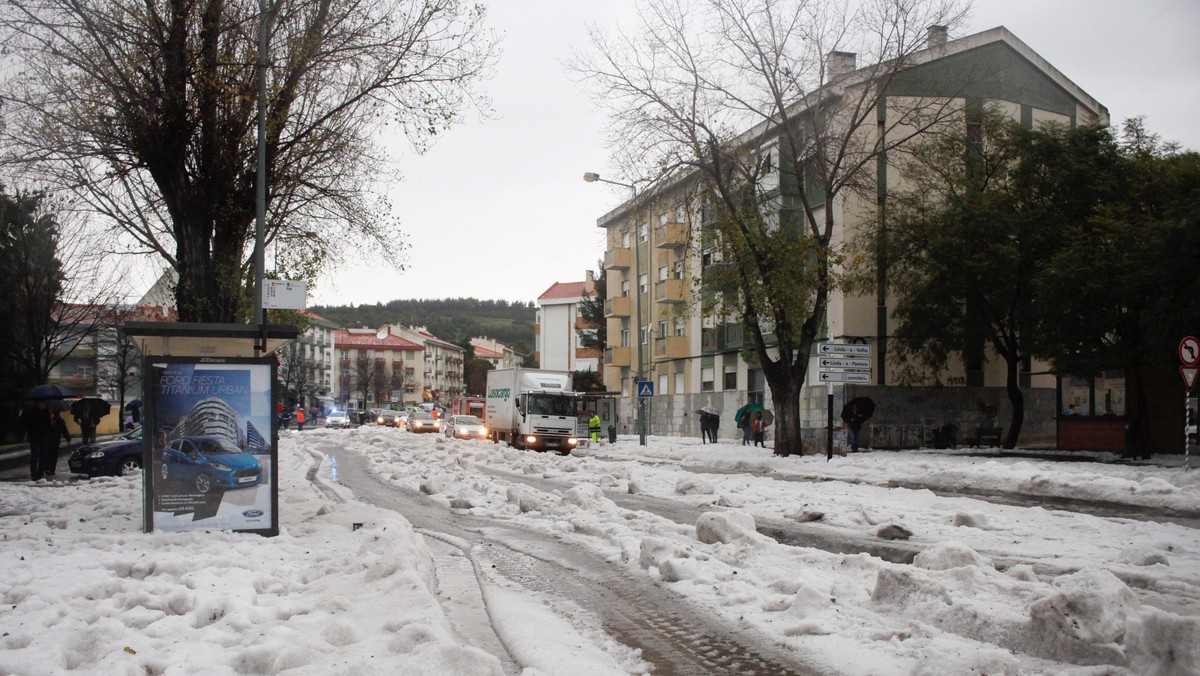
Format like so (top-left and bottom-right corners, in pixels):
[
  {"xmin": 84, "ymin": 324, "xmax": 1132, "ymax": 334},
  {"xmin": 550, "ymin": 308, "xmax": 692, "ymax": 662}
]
[{"xmin": 637, "ymin": 381, "xmax": 655, "ymax": 398}]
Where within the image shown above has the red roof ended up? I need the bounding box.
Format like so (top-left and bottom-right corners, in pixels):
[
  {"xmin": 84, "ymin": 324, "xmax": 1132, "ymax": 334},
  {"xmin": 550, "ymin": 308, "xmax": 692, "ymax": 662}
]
[
  {"xmin": 334, "ymin": 329, "xmax": 423, "ymax": 351},
  {"xmin": 473, "ymin": 345, "xmax": 504, "ymax": 359},
  {"xmin": 538, "ymin": 281, "xmax": 594, "ymax": 301}
]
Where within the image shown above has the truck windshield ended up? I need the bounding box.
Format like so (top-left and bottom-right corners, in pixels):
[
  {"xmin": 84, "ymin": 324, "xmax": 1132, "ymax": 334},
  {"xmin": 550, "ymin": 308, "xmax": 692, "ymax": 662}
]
[{"xmin": 527, "ymin": 394, "xmax": 575, "ymax": 416}]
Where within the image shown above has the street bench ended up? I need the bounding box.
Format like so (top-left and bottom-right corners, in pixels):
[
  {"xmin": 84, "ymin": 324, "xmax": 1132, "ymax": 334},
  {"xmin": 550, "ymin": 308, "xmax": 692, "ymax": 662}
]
[{"xmin": 965, "ymin": 426, "xmax": 1003, "ymax": 448}]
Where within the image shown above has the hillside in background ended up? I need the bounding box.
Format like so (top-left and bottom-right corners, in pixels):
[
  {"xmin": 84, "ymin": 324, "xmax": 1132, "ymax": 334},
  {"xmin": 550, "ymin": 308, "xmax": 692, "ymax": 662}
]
[{"xmin": 311, "ymin": 298, "xmax": 537, "ymax": 358}]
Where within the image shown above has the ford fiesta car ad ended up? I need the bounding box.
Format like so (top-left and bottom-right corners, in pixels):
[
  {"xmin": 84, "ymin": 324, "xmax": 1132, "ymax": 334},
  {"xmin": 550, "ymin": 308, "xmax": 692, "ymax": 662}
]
[{"xmin": 144, "ymin": 358, "xmax": 277, "ymax": 536}]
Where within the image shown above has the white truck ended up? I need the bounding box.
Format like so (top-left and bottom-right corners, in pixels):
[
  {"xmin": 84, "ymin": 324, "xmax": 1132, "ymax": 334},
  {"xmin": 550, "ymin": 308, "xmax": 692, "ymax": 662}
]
[{"xmin": 485, "ymin": 368, "xmax": 579, "ymax": 454}]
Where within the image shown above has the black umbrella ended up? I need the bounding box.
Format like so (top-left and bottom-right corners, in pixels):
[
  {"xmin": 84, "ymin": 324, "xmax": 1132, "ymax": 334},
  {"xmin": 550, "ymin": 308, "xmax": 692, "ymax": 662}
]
[
  {"xmin": 840, "ymin": 396, "xmax": 876, "ymax": 423},
  {"xmin": 23, "ymin": 383, "xmax": 71, "ymax": 401},
  {"xmin": 124, "ymin": 399, "xmax": 142, "ymax": 410},
  {"xmin": 71, "ymin": 397, "xmax": 112, "ymax": 419}
]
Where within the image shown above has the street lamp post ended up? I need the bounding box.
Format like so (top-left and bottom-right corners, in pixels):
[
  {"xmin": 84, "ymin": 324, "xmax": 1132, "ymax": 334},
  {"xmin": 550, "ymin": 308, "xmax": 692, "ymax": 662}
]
[{"xmin": 584, "ymin": 172, "xmax": 646, "ymax": 446}]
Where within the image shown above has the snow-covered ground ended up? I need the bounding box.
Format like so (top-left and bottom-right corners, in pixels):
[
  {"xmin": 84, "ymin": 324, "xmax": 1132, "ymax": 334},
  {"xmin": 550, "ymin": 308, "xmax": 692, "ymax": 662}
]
[{"xmin": 2, "ymin": 428, "xmax": 1199, "ymax": 675}]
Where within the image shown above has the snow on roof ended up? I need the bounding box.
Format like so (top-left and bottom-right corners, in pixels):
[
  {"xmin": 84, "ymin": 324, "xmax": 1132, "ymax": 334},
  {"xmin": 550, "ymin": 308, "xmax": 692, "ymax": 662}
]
[{"xmin": 333, "ymin": 328, "xmax": 423, "ymax": 351}]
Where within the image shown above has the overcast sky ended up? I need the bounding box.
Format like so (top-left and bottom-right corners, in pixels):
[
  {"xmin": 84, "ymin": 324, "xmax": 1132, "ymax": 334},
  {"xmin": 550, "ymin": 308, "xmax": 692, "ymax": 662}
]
[{"xmin": 298, "ymin": 0, "xmax": 1200, "ymax": 308}]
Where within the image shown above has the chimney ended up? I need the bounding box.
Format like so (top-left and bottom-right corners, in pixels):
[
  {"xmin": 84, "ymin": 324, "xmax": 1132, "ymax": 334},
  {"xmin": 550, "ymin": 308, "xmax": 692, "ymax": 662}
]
[
  {"xmin": 827, "ymin": 51, "xmax": 857, "ymax": 81},
  {"xmin": 584, "ymin": 270, "xmax": 595, "ymax": 295},
  {"xmin": 927, "ymin": 25, "xmax": 948, "ymax": 49}
]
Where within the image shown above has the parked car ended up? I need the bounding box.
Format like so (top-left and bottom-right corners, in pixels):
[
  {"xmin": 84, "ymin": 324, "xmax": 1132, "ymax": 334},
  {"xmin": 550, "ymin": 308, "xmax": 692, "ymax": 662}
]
[
  {"xmin": 68, "ymin": 426, "xmax": 144, "ymax": 478},
  {"xmin": 443, "ymin": 415, "xmax": 488, "ymax": 440},
  {"xmin": 407, "ymin": 410, "xmax": 441, "ymax": 433},
  {"xmin": 325, "ymin": 410, "xmax": 351, "ymax": 428},
  {"xmin": 161, "ymin": 435, "xmax": 262, "ymax": 494}
]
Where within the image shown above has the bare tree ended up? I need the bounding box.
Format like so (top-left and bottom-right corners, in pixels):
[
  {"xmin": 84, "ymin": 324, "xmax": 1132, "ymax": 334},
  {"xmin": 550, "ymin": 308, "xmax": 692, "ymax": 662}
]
[
  {"xmin": 0, "ymin": 0, "xmax": 498, "ymax": 322},
  {"xmin": 575, "ymin": 0, "xmax": 968, "ymax": 455},
  {"xmin": 277, "ymin": 341, "xmax": 319, "ymax": 408}
]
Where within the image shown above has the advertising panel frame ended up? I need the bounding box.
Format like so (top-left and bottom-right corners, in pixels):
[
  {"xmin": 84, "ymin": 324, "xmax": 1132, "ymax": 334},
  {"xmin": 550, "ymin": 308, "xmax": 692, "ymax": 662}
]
[{"xmin": 142, "ymin": 355, "xmax": 278, "ymax": 536}]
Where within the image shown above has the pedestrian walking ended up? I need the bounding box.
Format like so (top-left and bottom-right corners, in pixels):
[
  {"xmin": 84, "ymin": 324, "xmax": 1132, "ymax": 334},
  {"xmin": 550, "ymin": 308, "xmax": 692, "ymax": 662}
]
[
  {"xmin": 296, "ymin": 407, "xmax": 306, "ymax": 431},
  {"xmin": 44, "ymin": 410, "xmax": 71, "ymax": 476},
  {"xmin": 752, "ymin": 411, "xmax": 766, "ymax": 448},
  {"xmin": 74, "ymin": 412, "xmax": 99, "ymax": 445},
  {"xmin": 736, "ymin": 408, "xmax": 753, "ymax": 446},
  {"xmin": 20, "ymin": 401, "xmax": 53, "ymax": 480}
]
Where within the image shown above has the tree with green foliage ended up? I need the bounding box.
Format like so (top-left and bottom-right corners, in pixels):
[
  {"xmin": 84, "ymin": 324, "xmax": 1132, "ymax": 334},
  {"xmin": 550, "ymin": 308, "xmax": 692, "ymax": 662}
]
[
  {"xmin": 1028, "ymin": 119, "xmax": 1200, "ymax": 444},
  {"xmin": 0, "ymin": 0, "xmax": 498, "ymax": 322},
  {"xmin": 576, "ymin": 263, "xmax": 607, "ymax": 353},
  {"xmin": 577, "ymin": 0, "xmax": 968, "ymax": 455},
  {"xmin": 884, "ymin": 115, "xmax": 1126, "ymax": 447}
]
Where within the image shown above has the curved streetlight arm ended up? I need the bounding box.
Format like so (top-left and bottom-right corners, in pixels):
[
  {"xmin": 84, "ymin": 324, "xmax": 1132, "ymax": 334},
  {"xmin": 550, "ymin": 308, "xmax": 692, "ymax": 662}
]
[{"xmin": 583, "ymin": 170, "xmax": 646, "ymax": 445}]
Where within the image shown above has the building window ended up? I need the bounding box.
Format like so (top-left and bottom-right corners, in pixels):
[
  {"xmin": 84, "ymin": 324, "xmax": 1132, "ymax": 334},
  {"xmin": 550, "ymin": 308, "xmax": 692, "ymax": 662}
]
[
  {"xmin": 621, "ymin": 328, "xmax": 630, "ymax": 347},
  {"xmin": 674, "ymin": 372, "xmax": 685, "ymax": 395},
  {"xmin": 621, "ymin": 279, "xmax": 630, "ymax": 297},
  {"xmin": 702, "ymin": 250, "xmax": 713, "ymax": 268},
  {"xmin": 641, "ymin": 326, "xmax": 649, "ymax": 345},
  {"xmin": 639, "ymin": 273, "xmax": 648, "ymax": 294},
  {"xmin": 658, "ymin": 320, "xmax": 667, "ymax": 339},
  {"xmin": 658, "ymin": 265, "xmax": 668, "ymax": 282},
  {"xmin": 723, "ymin": 367, "xmax": 737, "ymax": 390},
  {"xmin": 674, "ymin": 317, "xmax": 684, "ymax": 337},
  {"xmin": 701, "ymin": 367, "xmax": 714, "ymax": 392},
  {"xmin": 658, "ymin": 373, "xmax": 669, "ymax": 395},
  {"xmin": 621, "ymin": 229, "xmax": 630, "ymax": 247},
  {"xmin": 672, "ymin": 260, "xmax": 684, "ymax": 279}
]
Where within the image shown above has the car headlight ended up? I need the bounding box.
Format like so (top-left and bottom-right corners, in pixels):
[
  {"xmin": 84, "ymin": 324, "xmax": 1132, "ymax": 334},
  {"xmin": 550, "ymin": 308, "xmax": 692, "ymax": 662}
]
[
  {"xmin": 210, "ymin": 462, "xmax": 232, "ymax": 472},
  {"xmin": 86, "ymin": 450, "xmax": 106, "ymax": 459},
  {"xmin": 478, "ymin": 429, "xmax": 488, "ymax": 437}
]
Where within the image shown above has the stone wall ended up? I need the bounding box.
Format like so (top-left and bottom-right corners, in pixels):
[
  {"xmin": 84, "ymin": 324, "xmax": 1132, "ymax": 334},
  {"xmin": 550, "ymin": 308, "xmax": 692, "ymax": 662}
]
[{"xmin": 618, "ymin": 384, "xmax": 1057, "ymax": 453}]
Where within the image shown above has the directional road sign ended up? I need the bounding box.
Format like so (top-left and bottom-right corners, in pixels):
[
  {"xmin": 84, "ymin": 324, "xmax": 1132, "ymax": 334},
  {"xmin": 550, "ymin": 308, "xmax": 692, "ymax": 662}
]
[
  {"xmin": 818, "ymin": 357, "xmax": 872, "ymax": 370},
  {"xmin": 818, "ymin": 371, "xmax": 872, "ymax": 384},
  {"xmin": 818, "ymin": 343, "xmax": 871, "ymax": 356},
  {"xmin": 637, "ymin": 381, "xmax": 655, "ymax": 398}
]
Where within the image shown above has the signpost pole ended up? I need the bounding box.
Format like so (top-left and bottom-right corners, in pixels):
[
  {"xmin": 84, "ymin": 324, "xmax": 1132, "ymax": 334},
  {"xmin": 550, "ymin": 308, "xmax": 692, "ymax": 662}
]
[{"xmin": 827, "ymin": 391, "xmax": 834, "ymax": 461}]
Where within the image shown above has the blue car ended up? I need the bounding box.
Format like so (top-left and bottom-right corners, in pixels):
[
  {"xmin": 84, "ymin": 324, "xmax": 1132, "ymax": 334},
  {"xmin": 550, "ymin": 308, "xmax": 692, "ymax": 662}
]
[
  {"xmin": 69, "ymin": 426, "xmax": 144, "ymax": 478},
  {"xmin": 161, "ymin": 435, "xmax": 262, "ymax": 494}
]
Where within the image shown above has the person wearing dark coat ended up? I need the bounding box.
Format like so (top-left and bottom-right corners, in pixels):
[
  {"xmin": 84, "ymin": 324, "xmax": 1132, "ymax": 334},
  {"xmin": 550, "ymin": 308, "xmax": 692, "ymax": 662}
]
[
  {"xmin": 21, "ymin": 401, "xmax": 53, "ymax": 480},
  {"xmin": 841, "ymin": 401, "xmax": 867, "ymax": 452},
  {"xmin": 74, "ymin": 412, "xmax": 99, "ymax": 446},
  {"xmin": 43, "ymin": 411, "xmax": 71, "ymax": 477}
]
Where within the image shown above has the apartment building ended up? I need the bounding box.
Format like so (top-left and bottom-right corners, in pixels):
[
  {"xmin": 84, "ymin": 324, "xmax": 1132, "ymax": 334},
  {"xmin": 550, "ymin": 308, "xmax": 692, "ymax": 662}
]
[
  {"xmin": 470, "ymin": 336, "xmax": 522, "ymax": 370},
  {"xmin": 386, "ymin": 325, "xmax": 465, "ymax": 403},
  {"xmin": 535, "ymin": 274, "xmax": 599, "ymax": 373},
  {"xmin": 332, "ymin": 328, "xmax": 424, "ymax": 409},
  {"xmin": 595, "ymin": 26, "xmax": 1107, "ymax": 444}
]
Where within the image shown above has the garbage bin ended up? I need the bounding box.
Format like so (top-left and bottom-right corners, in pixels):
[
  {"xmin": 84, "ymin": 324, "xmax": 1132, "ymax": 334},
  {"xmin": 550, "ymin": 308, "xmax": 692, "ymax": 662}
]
[{"xmin": 608, "ymin": 425, "xmax": 617, "ymax": 444}]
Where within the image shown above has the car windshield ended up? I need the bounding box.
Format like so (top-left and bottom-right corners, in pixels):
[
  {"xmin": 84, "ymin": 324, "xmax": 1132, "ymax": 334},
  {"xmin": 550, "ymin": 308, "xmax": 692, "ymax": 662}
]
[
  {"xmin": 124, "ymin": 427, "xmax": 143, "ymax": 440},
  {"xmin": 455, "ymin": 416, "xmax": 482, "ymax": 425},
  {"xmin": 412, "ymin": 411, "xmax": 433, "ymax": 420},
  {"xmin": 194, "ymin": 438, "xmax": 242, "ymax": 455}
]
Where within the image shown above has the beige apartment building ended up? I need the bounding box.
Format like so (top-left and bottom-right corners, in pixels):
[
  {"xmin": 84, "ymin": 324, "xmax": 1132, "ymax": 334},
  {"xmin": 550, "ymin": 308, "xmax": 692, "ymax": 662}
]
[{"xmin": 595, "ymin": 26, "xmax": 1107, "ymax": 446}]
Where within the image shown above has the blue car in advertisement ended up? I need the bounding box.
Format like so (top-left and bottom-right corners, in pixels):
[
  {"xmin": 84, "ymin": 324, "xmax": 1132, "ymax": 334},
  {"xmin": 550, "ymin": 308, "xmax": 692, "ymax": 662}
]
[{"xmin": 161, "ymin": 435, "xmax": 262, "ymax": 494}]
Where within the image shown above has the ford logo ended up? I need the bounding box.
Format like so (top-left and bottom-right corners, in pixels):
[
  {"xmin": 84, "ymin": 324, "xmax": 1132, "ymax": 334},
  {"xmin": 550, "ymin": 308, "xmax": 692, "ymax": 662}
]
[{"xmin": 242, "ymin": 509, "xmax": 264, "ymax": 518}]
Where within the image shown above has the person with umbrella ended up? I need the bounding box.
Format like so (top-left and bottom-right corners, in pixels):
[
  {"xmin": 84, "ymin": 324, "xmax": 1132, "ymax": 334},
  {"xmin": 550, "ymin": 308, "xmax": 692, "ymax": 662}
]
[
  {"xmin": 20, "ymin": 385, "xmax": 74, "ymax": 480},
  {"xmin": 840, "ymin": 397, "xmax": 875, "ymax": 452},
  {"xmin": 71, "ymin": 398, "xmax": 110, "ymax": 445},
  {"xmin": 735, "ymin": 402, "xmax": 764, "ymax": 446},
  {"xmin": 752, "ymin": 411, "xmax": 767, "ymax": 448}
]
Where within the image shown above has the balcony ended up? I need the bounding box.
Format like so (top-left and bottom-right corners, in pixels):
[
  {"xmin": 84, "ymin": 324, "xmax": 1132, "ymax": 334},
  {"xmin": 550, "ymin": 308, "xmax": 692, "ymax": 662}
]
[
  {"xmin": 605, "ymin": 346, "xmax": 632, "ymax": 366},
  {"xmin": 654, "ymin": 278, "xmax": 686, "ymax": 304},
  {"xmin": 654, "ymin": 335, "xmax": 689, "ymax": 360},
  {"xmin": 604, "ymin": 247, "xmax": 632, "ymax": 270},
  {"xmin": 604, "ymin": 295, "xmax": 631, "ymax": 317},
  {"xmin": 654, "ymin": 221, "xmax": 687, "ymax": 248}
]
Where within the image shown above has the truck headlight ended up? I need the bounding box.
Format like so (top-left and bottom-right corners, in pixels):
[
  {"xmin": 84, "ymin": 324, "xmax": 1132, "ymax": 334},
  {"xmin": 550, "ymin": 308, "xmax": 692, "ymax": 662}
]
[
  {"xmin": 567, "ymin": 437, "xmax": 578, "ymax": 446},
  {"xmin": 525, "ymin": 435, "xmax": 538, "ymax": 445}
]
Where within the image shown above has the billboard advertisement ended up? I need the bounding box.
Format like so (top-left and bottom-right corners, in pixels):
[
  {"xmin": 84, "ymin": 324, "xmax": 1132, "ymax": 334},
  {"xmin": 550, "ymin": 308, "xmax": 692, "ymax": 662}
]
[{"xmin": 143, "ymin": 357, "xmax": 277, "ymax": 536}]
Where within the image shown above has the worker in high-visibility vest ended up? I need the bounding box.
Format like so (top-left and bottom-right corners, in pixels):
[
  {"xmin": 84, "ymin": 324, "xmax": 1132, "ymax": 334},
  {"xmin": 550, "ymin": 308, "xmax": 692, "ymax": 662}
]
[
  {"xmin": 588, "ymin": 412, "xmax": 601, "ymax": 443},
  {"xmin": 296, "ymin": 407, "xmax": 306, "ymax": 431}
]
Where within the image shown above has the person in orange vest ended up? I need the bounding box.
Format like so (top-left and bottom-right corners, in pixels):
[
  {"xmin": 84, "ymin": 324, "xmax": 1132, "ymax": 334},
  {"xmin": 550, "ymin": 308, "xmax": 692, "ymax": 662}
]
[{"xmin": 296, "ymin": 406, "xmax": 306, "ymax": 431}]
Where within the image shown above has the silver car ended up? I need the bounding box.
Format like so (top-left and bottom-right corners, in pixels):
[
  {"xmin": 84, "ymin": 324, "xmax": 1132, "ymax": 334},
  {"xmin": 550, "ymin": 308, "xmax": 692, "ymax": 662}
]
[
  {"xmin": 325, "ymin": 411, "xmax": 351, "ymax": 429},
  {"xmin": 443, "ymin": 415, "xmax": 488, "ymax": 440}
]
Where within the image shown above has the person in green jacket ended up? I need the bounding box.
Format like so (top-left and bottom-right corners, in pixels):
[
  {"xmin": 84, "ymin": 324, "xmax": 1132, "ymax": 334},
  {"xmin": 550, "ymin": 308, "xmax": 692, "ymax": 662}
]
[{"xmin": 588, "ymin": 412, "xmax": 601, "ymax": 442}]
